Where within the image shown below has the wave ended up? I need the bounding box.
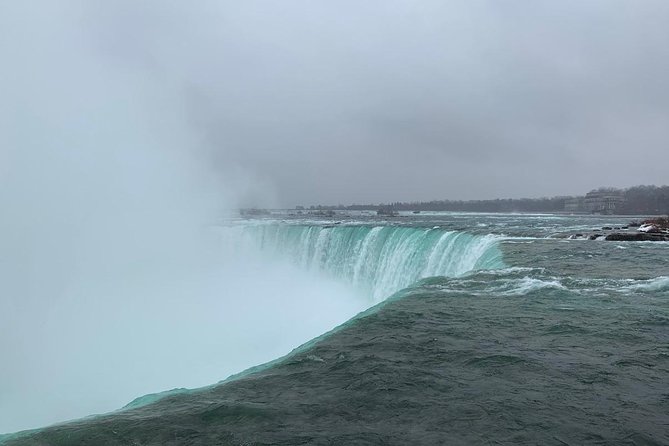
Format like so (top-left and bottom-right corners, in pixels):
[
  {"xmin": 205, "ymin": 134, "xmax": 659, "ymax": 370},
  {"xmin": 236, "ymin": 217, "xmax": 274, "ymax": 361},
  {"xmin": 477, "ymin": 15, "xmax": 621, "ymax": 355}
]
[
  {"xmin": 625, "ymin": 276, "xmax": 669, "ymax": 293},
  {"xmin": 496, "ymin": 276, "xmax": 566, "ymax": 296},
  {"xmin": 421, "ymin": 266, "xmax": 669, "ymax": 300},
  {"xmin": 223, "ymin": 225, "xmax": 504, "ymax": 301}
]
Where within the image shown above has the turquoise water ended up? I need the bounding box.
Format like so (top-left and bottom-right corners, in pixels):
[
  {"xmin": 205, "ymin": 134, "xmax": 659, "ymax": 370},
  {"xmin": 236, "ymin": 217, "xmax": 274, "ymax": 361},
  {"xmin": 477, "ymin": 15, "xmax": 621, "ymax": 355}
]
[
  {"xmin": 4, "ymin": 213, "xmax": 668, "ymax": 445},
  {"xmin": 229, "ymin": 224, "xmax": 503, "ymax": 300},
  {"xmin": 225, "ymin": 212, "xmax": 668, "ymax": 297}
]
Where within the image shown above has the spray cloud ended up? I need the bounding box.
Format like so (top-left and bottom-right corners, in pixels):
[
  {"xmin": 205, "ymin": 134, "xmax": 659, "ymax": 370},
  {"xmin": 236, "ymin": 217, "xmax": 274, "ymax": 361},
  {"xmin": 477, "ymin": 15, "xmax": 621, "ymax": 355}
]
[{"xmin": 0, "ymin": 2, "xmax": 364, "ymax": 433}]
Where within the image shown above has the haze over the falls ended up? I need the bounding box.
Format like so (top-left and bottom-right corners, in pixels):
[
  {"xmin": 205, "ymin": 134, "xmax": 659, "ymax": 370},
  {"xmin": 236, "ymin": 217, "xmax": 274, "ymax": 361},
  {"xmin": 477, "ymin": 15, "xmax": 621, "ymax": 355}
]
[
  {"xmin": 4, "ymin": 1, "xmax": 668, "ymax": 208},
  {"xmin": 0, "ymin": 3, "xmax": 366, "ymax": 434}
]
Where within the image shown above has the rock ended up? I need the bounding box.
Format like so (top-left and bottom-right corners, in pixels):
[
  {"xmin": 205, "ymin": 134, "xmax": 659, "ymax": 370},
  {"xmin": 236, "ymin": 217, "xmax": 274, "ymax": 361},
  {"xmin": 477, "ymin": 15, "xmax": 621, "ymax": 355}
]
[
  {"xmin": 377, "ymin": 207, "xmax": 399, "ymax": 217},
  {"xmin": 602, "ymin": 226, "xmax": 613, "ymax": 230},
  {"xmin": 605, "ymin": 232, "xmax": 669, "ymax": 241}
]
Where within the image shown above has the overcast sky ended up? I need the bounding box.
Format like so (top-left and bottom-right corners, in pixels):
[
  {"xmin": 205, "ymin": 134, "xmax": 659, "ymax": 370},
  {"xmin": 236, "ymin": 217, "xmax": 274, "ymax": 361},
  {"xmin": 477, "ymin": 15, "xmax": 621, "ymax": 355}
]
[{"xmin": 3, "ymin": 1, "xmax": 669, "ymax": 207}]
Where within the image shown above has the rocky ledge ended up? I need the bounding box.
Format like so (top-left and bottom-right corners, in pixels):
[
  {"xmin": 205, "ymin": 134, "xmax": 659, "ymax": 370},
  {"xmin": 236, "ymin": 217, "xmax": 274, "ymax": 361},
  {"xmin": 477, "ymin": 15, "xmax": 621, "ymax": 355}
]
[
  {"xmin": 569, "ymin": 217, "xmax": 669, "ymax": 242},
  {"xmin": 602, "ymin": 232, "xmax": 669, "ymax": 241}
]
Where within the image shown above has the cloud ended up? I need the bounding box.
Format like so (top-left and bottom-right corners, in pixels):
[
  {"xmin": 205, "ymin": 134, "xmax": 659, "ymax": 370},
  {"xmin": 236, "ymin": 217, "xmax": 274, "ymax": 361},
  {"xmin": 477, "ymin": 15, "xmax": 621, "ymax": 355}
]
[
  {"xmin": 3, "ymin": 1, "xmax": 669, "ymax": 204},
  {"xmin": 21, "ymin": 0, "xmax": 661, "ymax": 205}
]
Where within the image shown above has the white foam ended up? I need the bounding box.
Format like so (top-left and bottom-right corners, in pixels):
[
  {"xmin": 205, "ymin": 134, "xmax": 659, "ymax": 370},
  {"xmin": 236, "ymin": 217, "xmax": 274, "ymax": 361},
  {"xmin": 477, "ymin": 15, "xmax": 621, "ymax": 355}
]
[
  {"xmin": 230, "ymin": 225, "xmax": 504, "ymax": 302},
  {"xmin": 626, "ymin": 276, "xmax": 669, "ymax": 293},
  {"xmin": 499, "ymin": 277, "xmax": 566, "ymax": 296}
]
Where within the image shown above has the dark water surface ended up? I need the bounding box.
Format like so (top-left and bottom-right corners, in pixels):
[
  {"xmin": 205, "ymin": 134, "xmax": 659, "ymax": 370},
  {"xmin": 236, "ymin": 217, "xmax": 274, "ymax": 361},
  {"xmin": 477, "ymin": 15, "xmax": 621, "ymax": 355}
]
[{"xmin": 4, "ymin": 213, "xmax": 668, "ymax": 445}]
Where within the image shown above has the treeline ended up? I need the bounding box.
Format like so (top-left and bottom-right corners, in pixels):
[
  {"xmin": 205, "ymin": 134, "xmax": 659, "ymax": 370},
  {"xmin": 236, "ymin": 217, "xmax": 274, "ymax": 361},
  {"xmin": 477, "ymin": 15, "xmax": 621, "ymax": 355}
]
[
  {"xmin": 346, "ymin": 196, "xmax": 569, "ymax": 213},
  {"xmin": 307, "ymin": 185, "xmax": 669, "ymax": 214},
  {"xmin": 619, "ymin": 185, "xmax": 669, "ymax": 214}
]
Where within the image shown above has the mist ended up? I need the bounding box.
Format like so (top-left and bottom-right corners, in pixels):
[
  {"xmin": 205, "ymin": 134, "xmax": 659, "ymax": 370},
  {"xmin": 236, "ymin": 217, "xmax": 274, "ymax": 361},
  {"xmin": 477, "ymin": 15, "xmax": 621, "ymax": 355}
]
[
  {"xmin": 67, "ymin": 0, "xmax": 668, "ymax": 206},
  {"xmin": 2, "ymin": 0, "xmax": 669, "ymax": 433},
  {"xmin": 4, "ymin": 1, "xmax": 665, "ymax": 208},
  {"xmin": 0, "ymin": 3, "xmax": 364, "ymax": 433}
]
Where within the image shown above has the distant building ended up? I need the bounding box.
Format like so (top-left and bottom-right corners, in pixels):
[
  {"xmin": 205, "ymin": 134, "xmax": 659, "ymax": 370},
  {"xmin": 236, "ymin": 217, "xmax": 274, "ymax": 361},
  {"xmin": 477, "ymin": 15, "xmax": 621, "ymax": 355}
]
[
  {"xmin": 564, "ymin": 197, "xmax": 585, "ymax": 213},
  {"xmin": 583, "ymin": 189, "xmax": 625, "ymax": 214}
]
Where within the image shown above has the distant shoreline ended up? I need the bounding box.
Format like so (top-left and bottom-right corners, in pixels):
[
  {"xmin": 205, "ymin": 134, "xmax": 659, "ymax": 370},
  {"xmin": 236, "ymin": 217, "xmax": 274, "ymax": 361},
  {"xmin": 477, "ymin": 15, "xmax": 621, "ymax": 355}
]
[{"xmin": 287, "ymin": 184, "xmax": 669, "ymax": 215}]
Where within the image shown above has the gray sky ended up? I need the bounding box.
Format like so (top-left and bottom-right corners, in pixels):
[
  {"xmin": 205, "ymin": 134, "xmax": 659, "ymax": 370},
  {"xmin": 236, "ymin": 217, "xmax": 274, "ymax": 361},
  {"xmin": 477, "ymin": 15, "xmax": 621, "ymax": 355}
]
[{"xmin": 4, "ymin": 1, "xmax": 669, "ymax": 207}]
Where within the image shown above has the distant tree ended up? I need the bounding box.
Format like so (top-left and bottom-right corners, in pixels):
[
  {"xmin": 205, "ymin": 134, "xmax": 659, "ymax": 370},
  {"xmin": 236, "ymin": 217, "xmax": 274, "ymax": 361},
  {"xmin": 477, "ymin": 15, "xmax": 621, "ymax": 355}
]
[{"xmin": 311, "ymin": 185, "xmax": 668, "ymax": 215}]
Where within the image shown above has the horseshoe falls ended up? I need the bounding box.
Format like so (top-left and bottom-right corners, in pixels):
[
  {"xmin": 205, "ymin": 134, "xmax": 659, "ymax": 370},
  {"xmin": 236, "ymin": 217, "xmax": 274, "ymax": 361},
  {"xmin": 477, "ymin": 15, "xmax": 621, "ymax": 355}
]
[
  {"xmin": 3, "ymin": 213, "xmax": 669, "ymax": 446},
  {"xmin": 226, "ymin": 224, "xmax": 504, "ymax": 301},
  {"xmin": 0, "ymin": 219, "xmax": 502, "ymax": 436}
]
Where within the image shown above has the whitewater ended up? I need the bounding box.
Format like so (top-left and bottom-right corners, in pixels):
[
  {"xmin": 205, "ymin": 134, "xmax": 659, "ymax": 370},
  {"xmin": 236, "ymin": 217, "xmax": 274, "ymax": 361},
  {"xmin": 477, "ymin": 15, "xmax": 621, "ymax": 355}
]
[
  {"xmin": 224, "ymin": 223, "xmax": 504, "ymax": 300},
  {"xmin": 2, "ymin": 212, "xmax": 668, "ymax": 445},
  {"xmin": 0, "ymin": 215, "xmax": 501, "ymax": 435}
]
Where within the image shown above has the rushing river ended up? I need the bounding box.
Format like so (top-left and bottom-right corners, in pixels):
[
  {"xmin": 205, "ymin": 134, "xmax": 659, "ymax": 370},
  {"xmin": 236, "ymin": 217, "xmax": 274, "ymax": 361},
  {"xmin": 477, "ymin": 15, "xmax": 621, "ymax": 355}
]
[{"xmin": 4, "ymin": 212, "xmax": 668, "ymax": 445}]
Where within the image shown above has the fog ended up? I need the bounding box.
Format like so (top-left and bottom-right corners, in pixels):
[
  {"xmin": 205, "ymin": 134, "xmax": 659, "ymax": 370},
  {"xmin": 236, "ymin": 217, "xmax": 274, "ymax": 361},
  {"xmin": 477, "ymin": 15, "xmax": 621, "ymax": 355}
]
[
  {"xmin": 67, "ymin": 0, "xmax": 669, "ymax": 206},
  {"xmin": 1, "ymin": 0, "xmax": 668, "ymax": 433},
  {"xmin": 0, "ymin": 2, "xmax": 364, "ymax": 433},
  {"xmin": 5, "ymin": 1, "xmax": 666, "ymax": 207}
]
